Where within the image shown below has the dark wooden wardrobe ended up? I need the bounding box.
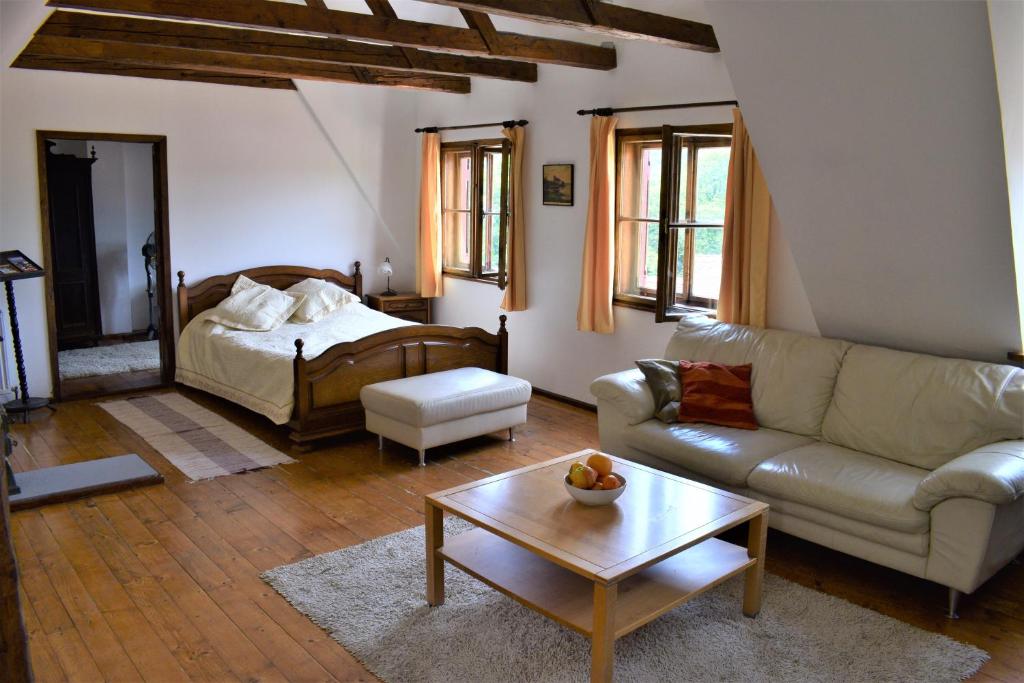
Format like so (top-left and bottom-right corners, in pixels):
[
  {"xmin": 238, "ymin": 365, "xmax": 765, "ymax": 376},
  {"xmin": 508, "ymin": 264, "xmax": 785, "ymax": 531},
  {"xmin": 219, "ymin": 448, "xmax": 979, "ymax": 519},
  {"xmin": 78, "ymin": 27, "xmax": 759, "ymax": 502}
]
[{"xmin": 44, "ymin": 142, "xmax": 102, "ymax": 350}]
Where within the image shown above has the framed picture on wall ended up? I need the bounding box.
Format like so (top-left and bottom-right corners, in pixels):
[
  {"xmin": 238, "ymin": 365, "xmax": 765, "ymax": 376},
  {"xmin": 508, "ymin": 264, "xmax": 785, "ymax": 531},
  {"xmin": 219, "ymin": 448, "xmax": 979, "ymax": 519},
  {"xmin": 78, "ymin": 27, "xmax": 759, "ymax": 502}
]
[{"xmin": 542, "ymin": 164, "xmax": 574, "ymax": 206}]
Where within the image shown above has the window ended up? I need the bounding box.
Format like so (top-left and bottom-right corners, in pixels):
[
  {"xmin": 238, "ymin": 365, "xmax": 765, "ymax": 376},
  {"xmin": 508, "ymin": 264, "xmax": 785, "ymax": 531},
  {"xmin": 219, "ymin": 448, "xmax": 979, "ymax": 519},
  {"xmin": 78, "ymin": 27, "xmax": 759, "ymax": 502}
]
[
  {"xmin": 614, "ymin": 124, "xmax": 732, "ymax": 321},
  {"xmin": 441, "ymin": 139, "xmax": 510, "ymax": 286}
]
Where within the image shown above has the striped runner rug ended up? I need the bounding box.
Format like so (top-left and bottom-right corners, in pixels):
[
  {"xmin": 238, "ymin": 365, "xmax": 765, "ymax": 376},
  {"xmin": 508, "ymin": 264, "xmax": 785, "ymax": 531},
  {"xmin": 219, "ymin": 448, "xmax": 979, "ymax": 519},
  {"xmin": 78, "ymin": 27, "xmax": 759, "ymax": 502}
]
[{"xmin": 100, "ymin": 393, "xmax": 295, "ymax": 481}]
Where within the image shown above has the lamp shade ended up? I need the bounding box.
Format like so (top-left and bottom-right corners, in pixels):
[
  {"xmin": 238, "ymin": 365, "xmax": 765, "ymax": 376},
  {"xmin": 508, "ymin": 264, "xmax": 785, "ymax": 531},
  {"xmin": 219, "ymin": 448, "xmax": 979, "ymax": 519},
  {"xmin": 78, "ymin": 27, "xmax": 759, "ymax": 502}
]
[{"xmin": 378, "ymin": 257, "xmax": 394, "ymax": 276}]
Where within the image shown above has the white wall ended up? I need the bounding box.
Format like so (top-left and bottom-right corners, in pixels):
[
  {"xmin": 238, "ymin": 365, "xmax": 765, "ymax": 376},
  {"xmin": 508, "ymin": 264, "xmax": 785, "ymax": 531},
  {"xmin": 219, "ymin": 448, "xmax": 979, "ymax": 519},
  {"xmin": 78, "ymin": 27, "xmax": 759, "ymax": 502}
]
[
  {"xmin": 0, "ymin": 0, "xmax": 417, "ymax": 396},
  {"xmin": 988, "ymin": 0, "xmax": 1024, "ymax": 346},
  {"xmin": 90, "ymin": 140, "xmax": 133, "ymax": 335},
  {"xmin": 706, "ymin": 0, "xmax": 1021, "ymax": 362},
  {"xmin": 409, "ymin": 1, "xmax": 818, "ymax": 403}
]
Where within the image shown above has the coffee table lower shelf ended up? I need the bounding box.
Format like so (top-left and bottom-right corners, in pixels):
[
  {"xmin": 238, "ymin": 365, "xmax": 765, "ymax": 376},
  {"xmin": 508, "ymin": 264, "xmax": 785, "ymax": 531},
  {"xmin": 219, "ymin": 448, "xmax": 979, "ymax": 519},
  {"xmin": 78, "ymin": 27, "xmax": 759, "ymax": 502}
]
[{"xmin": 439, "ymin": 527, "xmax": 755, "ymax": 639}]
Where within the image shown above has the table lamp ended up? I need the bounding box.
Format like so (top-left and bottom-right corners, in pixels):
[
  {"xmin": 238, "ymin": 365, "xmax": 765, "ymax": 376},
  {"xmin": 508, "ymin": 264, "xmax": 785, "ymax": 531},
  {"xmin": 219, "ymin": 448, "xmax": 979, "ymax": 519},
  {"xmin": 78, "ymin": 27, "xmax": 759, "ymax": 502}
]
[{"xmin": 378, "ymin": 257, "xmax": 397, "ymax": 296}]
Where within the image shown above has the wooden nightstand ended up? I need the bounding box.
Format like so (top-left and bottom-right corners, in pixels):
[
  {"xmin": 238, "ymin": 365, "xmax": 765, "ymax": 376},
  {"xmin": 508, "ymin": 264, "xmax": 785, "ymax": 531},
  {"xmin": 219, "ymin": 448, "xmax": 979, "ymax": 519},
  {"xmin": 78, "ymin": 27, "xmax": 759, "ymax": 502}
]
[{"xmin": 365, "ymin": 293, "xmax": 431, "ymax": 323}]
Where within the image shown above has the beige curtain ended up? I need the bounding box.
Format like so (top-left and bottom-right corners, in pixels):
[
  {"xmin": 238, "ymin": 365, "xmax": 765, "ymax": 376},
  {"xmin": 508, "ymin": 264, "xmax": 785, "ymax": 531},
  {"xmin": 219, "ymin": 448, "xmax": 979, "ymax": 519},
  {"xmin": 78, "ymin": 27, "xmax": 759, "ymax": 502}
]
[
  {"xmin": 500, "ymin": 126, "xmax": 527, "ymax": 311},
  {"xmin": 577, "ymin": 115, "xmax": 618, "ymax": 333},
  {"xmin": 417, "ymin": 132, "xmax": 443, "ymax": 298},
  {"xmin": 718, "ymin": 108, "xmax": 772, "ymax": 327}
]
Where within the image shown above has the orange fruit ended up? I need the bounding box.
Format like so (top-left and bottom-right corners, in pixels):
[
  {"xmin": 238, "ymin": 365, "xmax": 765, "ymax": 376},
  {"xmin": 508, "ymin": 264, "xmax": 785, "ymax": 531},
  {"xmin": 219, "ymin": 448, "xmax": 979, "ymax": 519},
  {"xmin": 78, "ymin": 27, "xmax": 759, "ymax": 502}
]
[
  {"xmin": 587, "ymin": 453, "xmax": 613, "ymax": 477},
  {"xmin": 568, "ymin": 462, "xmax": 598, "ymax": 489},
  {"xmin": 601, "ymin": 474, "xmax": 623, "ymax": 490}
]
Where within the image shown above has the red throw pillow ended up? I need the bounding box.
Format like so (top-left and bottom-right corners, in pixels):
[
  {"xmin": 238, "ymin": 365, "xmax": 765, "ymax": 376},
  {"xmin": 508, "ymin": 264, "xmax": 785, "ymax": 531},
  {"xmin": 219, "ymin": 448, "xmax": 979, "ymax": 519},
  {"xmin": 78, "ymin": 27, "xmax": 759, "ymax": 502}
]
[{"xmin": 677, "ymin": 361, "xmax": 759, "ymax": 430}]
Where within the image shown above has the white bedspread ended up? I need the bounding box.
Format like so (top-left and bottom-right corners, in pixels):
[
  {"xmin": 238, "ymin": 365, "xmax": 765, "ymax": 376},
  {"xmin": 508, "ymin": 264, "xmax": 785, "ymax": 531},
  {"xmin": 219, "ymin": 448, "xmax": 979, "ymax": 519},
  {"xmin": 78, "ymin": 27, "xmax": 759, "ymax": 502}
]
[{"xmin": 176, "ymin": 302, "xmax": 416, "ymax": 424}]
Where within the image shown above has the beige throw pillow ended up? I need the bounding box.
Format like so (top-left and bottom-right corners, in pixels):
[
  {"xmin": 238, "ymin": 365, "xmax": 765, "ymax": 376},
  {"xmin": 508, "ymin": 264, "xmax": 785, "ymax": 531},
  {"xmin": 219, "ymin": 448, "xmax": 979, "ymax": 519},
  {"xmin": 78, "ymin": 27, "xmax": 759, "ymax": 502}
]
[
  {"xmin": 286, "ymin": 278, "xmax": 360, "ymax": 324},
  {"xmin": 231, "ymin": 273, "xmax": 264, "ymax": 294},
  {"xmin": 207, "ymin": 281, "xmax": 304, "ymax": 331}
]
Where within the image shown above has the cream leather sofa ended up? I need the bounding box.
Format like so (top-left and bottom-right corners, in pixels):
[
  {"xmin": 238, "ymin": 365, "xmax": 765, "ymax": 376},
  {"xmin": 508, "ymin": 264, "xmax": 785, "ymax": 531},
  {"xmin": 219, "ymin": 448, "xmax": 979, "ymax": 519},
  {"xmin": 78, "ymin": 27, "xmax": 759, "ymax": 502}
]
[{"xmin": 591, "ymin": 316, "xmax": 1024, "ymax": 616}]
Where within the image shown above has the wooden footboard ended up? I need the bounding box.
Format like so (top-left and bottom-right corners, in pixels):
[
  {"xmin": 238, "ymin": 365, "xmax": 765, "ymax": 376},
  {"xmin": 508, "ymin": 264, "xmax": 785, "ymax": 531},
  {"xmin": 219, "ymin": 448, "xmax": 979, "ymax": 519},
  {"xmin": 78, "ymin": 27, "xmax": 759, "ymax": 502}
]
[{"xmin": 288, "ymin": 316, "xmax": 508, "ymax": 448}]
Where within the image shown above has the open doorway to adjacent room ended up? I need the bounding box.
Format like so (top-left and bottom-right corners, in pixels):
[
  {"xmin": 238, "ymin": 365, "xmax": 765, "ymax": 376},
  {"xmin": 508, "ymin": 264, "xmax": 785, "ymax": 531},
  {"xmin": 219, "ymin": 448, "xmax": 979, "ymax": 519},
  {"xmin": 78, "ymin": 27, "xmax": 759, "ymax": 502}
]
[{"xmin": 36, "ymin": 131, "xmax": 173, "ymax": 400}]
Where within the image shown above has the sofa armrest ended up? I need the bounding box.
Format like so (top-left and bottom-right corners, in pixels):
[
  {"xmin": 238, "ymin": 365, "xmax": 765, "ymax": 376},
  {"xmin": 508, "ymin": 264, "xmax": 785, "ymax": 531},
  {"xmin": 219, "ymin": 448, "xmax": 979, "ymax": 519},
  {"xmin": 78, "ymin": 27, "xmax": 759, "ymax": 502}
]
[
  {"xmin": 590, "ymin": 369, "xmax": 655, "ymax": 425},
  {"xmin": 913, "ymin": 440, "xmax": 1024, "ymax": 511}
]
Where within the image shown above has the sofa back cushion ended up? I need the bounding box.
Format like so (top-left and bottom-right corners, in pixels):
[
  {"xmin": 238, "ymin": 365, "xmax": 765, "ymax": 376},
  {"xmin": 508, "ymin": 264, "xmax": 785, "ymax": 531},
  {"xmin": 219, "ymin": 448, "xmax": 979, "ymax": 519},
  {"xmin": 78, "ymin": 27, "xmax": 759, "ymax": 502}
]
[
  {"xmin": 821, "ymin": 344, "xmax": 1024, "ymax": 470},
  {"xmin": 664, "ymin": 316, "xmax": 851, "ymax": 437}
]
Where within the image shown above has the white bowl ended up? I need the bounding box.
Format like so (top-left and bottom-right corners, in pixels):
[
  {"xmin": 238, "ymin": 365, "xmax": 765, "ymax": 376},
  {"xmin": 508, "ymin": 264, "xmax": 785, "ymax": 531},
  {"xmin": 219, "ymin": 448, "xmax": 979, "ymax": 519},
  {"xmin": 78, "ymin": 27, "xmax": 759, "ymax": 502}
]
[{"xmin": 563, "ymin": 473, "xmax": 627, "ymax": 506}]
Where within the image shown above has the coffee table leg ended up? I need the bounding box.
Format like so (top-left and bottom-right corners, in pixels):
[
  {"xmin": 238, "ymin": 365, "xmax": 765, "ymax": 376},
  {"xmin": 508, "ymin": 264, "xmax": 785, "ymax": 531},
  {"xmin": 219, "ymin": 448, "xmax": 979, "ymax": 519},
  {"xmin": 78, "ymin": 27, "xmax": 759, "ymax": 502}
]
[
  {"xmin": 591, "ymin": 582, "xmax": 617, "ymax": 683},
  {"xmin": 425, "ymin": 501, "xmax": 445, "ymax": 606},
  {"xmin": 743, "ymin": 510, "xmax": 768, "ymax": 617}
]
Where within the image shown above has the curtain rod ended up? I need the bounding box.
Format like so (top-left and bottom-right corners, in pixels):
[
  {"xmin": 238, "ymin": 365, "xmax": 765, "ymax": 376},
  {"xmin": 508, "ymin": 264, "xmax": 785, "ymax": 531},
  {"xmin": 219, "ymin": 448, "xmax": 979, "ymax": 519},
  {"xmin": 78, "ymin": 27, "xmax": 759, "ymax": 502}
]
[
  {"xmin": 576, "ymin": 100, "xmax": 738, "ymax": 116},
  {"xmin": 415, "ymin": 119, "xmax": 528, "ymax": 133}
]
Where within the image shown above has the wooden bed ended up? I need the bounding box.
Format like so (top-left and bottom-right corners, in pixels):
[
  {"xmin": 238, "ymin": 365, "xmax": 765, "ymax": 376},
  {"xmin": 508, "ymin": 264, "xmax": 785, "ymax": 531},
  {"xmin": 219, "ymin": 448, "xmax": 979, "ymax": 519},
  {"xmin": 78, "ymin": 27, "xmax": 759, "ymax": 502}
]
[{"xmin": 176, "ymin": 263, "xmax": 508, "ymax": 449}]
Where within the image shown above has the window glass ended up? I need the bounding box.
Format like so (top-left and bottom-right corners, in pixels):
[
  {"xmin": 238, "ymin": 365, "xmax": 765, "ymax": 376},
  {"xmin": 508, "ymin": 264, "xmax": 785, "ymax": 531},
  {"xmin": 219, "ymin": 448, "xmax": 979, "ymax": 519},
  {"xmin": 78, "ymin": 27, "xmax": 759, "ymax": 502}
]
[
  {"xmin": 613, "ymin": 127, "xmax": 732, "ymax": 314},
  {"xmin": 442, "ymin": 211, "xmax": 471, "ymax": 271},
  {"xmin": 440, "ymin": 140, "xmax": 509, "ymax": 281},
  {"xmin": 674, "ymin": 144, "xmax": 689, "ymax": 224},
  {"xmin": 616, "ymin": 137, "xmax": 663, "ymax": 298},
  {"xmin": 691, "ymin": 227, "xmax": 723, "ymax": 301},
  {"xmin": 695, "ymin": 146, "xmax": 729, "ymax": 224},
  {"xmin": 480, "ymin": 148, "xmax": 504, "ymax": 274}
]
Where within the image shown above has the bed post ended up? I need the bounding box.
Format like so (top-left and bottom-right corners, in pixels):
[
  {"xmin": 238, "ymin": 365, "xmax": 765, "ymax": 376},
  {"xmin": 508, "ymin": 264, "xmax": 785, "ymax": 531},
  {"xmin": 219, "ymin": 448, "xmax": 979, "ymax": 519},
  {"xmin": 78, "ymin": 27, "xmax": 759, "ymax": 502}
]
[
  {"xmin": 293, "ymin": 339, "xmax": 309, "ymax": 418},
  {"xmin": 498, "ymin": 314, "xmax": 508, "ymax": 375},
  {"xmin": 291, "ymin": 339, "xmax": 312, "ymax": 450},
  {"xmin": 353, "ymin": 261, "xmax": 363, "ymax": 300},
  {"xmin": 176, "ymin": 271, "xmax": 188, "ymax": 331}
]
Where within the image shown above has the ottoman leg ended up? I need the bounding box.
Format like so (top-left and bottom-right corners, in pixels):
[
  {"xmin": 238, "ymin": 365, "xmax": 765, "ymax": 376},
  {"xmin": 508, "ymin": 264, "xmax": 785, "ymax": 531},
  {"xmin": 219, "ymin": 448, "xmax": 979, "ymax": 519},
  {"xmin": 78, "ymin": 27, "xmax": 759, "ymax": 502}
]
[{"xmin": 419, "ymin": 449, "xmax": 426, "ymax": 467}]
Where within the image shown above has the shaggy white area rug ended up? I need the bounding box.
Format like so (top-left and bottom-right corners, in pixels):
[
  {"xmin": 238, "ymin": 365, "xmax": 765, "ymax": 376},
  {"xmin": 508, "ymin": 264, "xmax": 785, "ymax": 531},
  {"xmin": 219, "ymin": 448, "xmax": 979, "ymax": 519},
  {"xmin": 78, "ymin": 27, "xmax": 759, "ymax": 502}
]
[
  {"xmin": 58, "ymin": 340, "xmax": 160, "ymax": 379},
  {"xmin": 263, "ymin": 518, "xmax": 988, "ymax": 683}
]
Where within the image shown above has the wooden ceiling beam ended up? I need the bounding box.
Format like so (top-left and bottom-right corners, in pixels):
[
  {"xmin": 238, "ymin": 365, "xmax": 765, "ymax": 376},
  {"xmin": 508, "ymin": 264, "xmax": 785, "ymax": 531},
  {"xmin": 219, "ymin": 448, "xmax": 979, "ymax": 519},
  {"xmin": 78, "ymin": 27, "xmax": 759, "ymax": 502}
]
[
  {"xmin": 414, "ymin": 0, "xmax": 719, "ymax": 52},
  {"xmin": 11, "ymin": 51, "xmax": 297, "ymax": 89},
  {"xmin": 38, "ymin": 11, "xmax": 536, "ymax": 82},
  {"xmin": 45, "ymin": 0, "xmax": 617, "ymax": 69},
  {"xmin": 361, "ymin": 0, "xmax": 441, "ymax": 83},
  {"xmin": 459, "ymin": 10, "xmax": 503, "ymax": 54},
  {"xmin": 21, "ymin": 35, "xmax": 472, "ymax": 93}
]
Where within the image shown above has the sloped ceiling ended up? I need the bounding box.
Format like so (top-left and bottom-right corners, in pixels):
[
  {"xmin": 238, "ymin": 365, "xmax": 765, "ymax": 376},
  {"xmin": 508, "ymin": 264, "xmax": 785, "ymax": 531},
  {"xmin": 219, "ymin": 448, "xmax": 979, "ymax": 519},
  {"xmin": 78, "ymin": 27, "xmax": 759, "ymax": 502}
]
[{"xmin": 705, "ymin": 0, "xmax": 1020, "ymax": 361}]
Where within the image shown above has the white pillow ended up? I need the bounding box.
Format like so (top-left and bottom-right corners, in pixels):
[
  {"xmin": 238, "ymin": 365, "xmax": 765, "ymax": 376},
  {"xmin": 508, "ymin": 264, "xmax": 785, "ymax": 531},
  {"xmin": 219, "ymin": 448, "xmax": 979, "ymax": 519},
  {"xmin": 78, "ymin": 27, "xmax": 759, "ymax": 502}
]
[
  {"xmin": 207, "ymin": 282, "xmax": 305, "ymax": 331},
  {"xmin": 286, "ymin": 278, "xmax": 360, "ymax": 323},
  {"xmin": 231, "ymin": 273, "xmax": 262, "ymax": 294}
]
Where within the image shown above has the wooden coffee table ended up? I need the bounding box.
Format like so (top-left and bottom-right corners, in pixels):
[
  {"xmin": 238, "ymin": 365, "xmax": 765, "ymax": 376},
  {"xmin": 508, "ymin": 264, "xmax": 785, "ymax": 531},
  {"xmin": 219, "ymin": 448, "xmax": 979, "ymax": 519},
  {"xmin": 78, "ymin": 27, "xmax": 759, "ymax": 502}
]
[{"xmin": 425, "ymin": 450, "xmax": 769, "ymax": 682}]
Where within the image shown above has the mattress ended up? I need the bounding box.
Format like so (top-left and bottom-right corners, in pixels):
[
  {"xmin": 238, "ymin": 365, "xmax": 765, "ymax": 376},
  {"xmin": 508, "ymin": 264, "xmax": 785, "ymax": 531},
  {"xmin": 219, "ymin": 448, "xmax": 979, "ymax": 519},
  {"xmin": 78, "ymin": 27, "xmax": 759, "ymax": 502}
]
[{"xmin": 176, "ymin": 302, "xmax": 416, "ymax": 424}]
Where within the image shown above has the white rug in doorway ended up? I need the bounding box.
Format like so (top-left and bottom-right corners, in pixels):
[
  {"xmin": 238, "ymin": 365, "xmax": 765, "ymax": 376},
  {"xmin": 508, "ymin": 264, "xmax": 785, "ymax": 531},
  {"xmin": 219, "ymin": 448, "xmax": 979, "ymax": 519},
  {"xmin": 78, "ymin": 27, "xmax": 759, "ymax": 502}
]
[
  {"xmin": 58, "ymin": 339, "xmax": 160, "ymax": 379},
  {"xmin": 264, "ymin": 518, "xmax": 989, "ymax": 683}
]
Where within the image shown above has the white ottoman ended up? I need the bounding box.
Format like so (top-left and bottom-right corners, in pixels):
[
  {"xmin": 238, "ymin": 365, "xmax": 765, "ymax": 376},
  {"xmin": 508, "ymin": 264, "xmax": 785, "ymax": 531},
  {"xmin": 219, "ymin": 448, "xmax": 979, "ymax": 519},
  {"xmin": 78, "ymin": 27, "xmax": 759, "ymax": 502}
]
[{"xmin": 360, "ymin": 367, "xmax": 532, "ymax": 466}]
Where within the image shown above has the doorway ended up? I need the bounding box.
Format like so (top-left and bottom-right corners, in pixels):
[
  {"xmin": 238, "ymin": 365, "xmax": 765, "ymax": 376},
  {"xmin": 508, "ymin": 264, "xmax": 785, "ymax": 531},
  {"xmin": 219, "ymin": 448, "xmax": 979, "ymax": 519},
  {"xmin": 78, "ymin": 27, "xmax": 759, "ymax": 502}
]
[{"xmin": 36, "ymin": 131, "xmax": 173, "ymax": 400}]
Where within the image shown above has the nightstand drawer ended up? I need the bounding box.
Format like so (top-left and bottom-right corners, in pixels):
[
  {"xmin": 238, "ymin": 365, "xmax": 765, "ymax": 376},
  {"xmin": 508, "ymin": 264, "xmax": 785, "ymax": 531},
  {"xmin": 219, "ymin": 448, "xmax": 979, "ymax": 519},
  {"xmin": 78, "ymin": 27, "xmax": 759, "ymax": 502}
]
[
  {"xmin": 396, "ymin": 309, "xmax": 430, "ymax": 323},
  {"xmin": 385, "ymin": 300, "xmax": 427, "ymax": 313},
  {"xmin": 366, "ymin": 293, "xmax": 431, "ymax": 324}
]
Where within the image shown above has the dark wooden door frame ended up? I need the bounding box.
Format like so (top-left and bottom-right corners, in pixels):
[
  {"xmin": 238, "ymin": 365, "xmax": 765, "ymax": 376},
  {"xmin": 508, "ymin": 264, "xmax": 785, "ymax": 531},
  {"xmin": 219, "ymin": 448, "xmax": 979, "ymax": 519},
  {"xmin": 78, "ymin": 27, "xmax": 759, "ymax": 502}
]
[{"xmin": 36, "ymin": 130, "xmax": 174, "ymax": 401}]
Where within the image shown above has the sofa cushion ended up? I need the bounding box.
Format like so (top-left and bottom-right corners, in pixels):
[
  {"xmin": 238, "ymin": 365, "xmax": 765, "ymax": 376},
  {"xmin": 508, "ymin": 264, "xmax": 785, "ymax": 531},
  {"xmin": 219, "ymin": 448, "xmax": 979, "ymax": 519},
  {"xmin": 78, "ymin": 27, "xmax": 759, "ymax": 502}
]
[
  {"xmin": 748, "ymin": 443, "xmax": 931, "ymax": 534},
  {"xmin": 821, "ymin": 344, "xmax": 1024, "ymax": 470},
  {"xmin": 624, "ymin": 421, "xmax": 812, "ymax": 486},
  {"xmin": 359, "ymin": 368, "xmax": 531, "ymax": 427},
  {"xmin": 678, "ymin": 361, "xmax": 758, "ymax": 430},
  {"xmin": 664, "ymin": 316, "xmax": 850, "ymax": 438}
]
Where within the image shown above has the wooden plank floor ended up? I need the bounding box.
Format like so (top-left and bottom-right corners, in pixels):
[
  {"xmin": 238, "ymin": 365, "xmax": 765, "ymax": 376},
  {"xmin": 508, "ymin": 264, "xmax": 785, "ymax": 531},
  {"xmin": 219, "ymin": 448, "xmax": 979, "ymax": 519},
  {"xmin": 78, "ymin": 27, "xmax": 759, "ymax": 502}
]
[{"xmin": 8, "ymin": 388, "xmax": 1023, "ymax": 682}]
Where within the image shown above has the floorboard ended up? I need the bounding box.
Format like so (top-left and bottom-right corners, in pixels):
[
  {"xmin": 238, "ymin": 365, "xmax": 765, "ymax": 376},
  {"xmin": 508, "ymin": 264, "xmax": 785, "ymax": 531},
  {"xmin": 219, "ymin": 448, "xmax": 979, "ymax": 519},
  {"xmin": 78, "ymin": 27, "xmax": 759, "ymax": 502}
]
[{"xmin": 7, "ymin": 388, "xmax": 1022, "ymax": 682}]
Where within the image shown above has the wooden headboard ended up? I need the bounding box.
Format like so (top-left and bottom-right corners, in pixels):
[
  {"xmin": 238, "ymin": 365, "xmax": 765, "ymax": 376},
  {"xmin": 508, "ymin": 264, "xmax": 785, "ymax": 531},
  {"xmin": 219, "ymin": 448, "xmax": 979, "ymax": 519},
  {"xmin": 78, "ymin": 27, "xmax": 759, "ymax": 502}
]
[{"xmin": 177, "ymin": 263, "xmax": 363, "ymax": 329}]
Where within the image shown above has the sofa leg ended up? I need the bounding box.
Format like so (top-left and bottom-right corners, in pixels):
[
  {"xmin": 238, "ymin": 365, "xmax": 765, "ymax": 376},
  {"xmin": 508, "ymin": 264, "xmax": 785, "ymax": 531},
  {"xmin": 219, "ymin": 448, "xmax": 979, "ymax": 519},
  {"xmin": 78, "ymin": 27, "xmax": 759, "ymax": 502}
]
[
  {"xmin": 508, "ymin": 427, "xmax": 515, "ymax": 442},
  {"xmin": 419, "ymin": 449, "xmax": 426, "ymax": 467},
  {"xmin": 378, "ymin": 434, "xmax": 383, "ymax": 451},
  {"xmin": 947, "ymin": 588, "xmax": 961, "ymax": 620}
]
